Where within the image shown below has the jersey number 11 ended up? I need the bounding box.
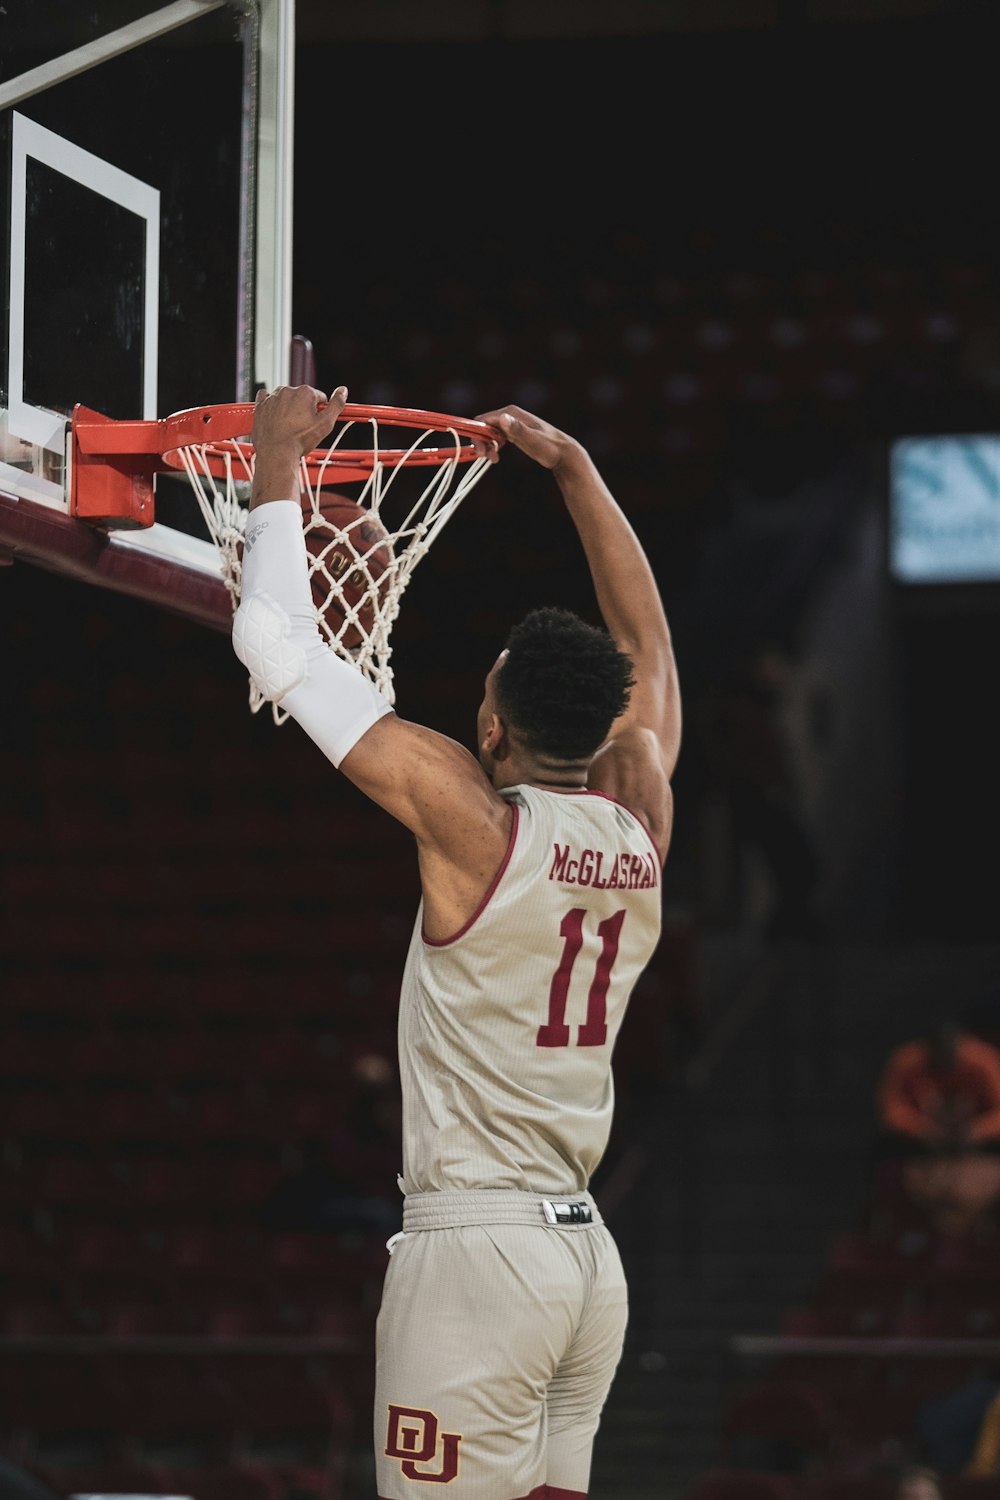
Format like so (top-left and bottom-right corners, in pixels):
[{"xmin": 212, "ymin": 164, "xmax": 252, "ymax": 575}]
[{"xmin": 536, "ymin": 907, "xmax": 626, "ymax": 1049}]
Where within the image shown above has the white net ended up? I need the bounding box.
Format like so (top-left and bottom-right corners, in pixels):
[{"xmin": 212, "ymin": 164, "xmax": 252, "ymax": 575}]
[{"xmin": 174, "ymin": 410, "xmax": 495, "ymax": 720}]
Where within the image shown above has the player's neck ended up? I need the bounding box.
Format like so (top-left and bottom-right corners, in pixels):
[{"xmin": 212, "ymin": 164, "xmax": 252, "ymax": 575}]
[{"xmin": 493, "ymin": 751, "xmax": 590, "ymax": 794}]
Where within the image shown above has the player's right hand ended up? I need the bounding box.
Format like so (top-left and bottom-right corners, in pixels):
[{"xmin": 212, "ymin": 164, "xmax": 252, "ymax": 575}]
[{"xmin": 253, "ymin": 383, "xmax": 348, "ymax": 459}]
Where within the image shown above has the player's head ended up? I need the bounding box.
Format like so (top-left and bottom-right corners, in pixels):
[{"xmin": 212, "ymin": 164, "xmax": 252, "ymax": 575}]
[{"xmin": 477, "ymin": 606, "xmax": 634, "ymax": 777}]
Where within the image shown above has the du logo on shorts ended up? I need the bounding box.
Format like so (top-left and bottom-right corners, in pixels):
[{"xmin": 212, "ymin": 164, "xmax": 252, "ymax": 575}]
[{"xmin": 385, "ymin": 1403, "xmax": 462, "ymax": 1483}]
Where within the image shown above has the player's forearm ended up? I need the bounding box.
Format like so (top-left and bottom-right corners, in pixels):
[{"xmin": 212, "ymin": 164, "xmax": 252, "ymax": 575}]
[
  {"xmin": 553, "ymin": 445, "xmax": 670, "ymax": 657},
  {"xmin": 232, "ymin": 501, "xmax": 392, "ymax": 766},
  {"xmin": 249, "ymin": 449, "xmax": 301, "ymax": 511}
]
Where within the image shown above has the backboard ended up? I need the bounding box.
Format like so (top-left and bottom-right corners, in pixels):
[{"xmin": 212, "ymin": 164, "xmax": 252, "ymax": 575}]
[{"xmin": 0, "ymin": 0, "xmax": 294, "ymax": 629}]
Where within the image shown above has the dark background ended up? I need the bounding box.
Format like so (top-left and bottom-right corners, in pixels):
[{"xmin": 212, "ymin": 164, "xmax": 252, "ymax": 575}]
[
  {"xmin": 4, "ymin": 5, "xmax": 1000, "ymax": 1498},
  {"xmin": 287, "ymin": 0, "xmax": 1000, "ymax": 942}
]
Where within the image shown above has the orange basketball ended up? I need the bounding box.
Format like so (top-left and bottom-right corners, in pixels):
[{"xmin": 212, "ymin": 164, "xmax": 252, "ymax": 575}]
[{"xmin": 303, "ymin": 493, "xmax": 393, "ymax": 651}]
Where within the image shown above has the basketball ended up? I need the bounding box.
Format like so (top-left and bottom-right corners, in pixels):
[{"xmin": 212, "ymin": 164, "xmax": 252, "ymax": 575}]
[{"xmin": 303, "ymin": 492, "xmax": 394, "ymax": 651}]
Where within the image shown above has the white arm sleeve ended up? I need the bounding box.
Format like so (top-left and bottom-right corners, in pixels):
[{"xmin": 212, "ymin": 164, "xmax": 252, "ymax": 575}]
[{"xmin": 232, "ymin": 500, "xmax": 392, "ymax": 768}]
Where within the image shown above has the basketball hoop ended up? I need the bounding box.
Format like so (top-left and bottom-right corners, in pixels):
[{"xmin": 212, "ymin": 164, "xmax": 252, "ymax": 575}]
[{"xmin": 70, "ymin": 401, "xmax": 502, "ymax": 718}]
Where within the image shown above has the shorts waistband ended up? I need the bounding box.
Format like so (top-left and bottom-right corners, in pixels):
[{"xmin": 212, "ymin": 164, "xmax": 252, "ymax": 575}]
[{"xmin": 402, "ymin": 1189, "xmax": 602, "ymax": 1232}]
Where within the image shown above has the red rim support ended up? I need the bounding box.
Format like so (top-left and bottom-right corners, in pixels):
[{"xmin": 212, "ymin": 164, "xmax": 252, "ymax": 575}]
[{"xmin": 70, "ymin": 401, "xmax": 501, "ymax": 526}]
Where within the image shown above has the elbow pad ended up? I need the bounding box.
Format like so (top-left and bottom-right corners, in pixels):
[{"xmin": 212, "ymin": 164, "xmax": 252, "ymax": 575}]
[
  {"xmin": 232, "ymin": 500, "xmax": 392, "ymax": 768},
  {"xmin": 232, "ymin": 591, "xmax": 307, "ymax": 699}
]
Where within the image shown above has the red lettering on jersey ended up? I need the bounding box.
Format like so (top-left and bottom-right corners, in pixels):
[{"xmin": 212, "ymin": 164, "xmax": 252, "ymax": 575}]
[
  {"xmin": 537, "ymin": 907, "xmax": 585, "ymax": 1046},
  {"xmin": 550, "ymin": 841, "xmax": 658, "ymax": 889},
  {"xmin": 577, "ymin": 909, "xmax": 625, "ymax": 1046},
  {"xmin": 538, "ymin": 908, "xmax": 627, "ymax": 1049}
]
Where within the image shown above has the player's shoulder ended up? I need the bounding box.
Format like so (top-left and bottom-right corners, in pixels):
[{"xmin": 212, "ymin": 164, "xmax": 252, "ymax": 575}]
[
  {"xmin": 584, "ymin": 730, "xmax": 672, "ymax": 864},
  {"xmin": 340, "ymin": 710, "xmax": 511, "ymax": 845}
]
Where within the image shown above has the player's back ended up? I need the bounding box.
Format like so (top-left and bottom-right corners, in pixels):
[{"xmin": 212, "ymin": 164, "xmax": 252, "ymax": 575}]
[{"xmin": 397, "ymin": 783, "xmax": 663, "ymax": 1196}]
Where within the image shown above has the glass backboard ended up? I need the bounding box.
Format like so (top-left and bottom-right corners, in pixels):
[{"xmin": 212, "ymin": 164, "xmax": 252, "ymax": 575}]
[{"xmin": 0, "ymin": 0, "xmax": 293, "ymax": 626}]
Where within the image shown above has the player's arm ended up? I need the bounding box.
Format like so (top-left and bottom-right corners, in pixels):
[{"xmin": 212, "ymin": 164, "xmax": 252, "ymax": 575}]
[
  {"xmin": 475, "ymin": 406, "xmax": 679, "ymax": 860},
  {"xmin": 234, "ymin": 386, "xmax": 512, "ymax": 933}
]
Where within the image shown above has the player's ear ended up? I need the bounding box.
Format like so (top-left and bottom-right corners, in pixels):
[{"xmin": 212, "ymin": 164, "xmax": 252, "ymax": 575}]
[{"xmin": 482, "ymin": 712, "xmax": 507, "ymax": 758}]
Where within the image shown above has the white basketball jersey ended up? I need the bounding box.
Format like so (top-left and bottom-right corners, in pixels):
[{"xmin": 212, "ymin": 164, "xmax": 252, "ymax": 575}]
[{"xmin": 397, "ymin": 783, "xmax": 663, "ymax": 1196}]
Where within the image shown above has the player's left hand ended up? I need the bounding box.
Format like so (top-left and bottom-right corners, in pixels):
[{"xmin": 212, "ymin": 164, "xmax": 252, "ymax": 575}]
[
  {"xmin": 253, "ymin": 383, "xmax": 348, "ymax": 459},
  {"xmin": 472, "ymin": 404, "xmax": 581, "ymax": 473}
]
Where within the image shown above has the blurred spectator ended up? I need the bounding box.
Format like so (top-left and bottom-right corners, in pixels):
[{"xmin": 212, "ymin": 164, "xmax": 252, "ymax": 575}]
[
  {"xmin": 877, "ymin": 1020, "xmax": 1000, "ymax": 1236},
  {"xmin": 695, "ymin": 642, "xmax": 824, "ymax": 943},
  {"xmin": 879, "ymin": 1021, "xmax": 1000, "ymax": 1147}
]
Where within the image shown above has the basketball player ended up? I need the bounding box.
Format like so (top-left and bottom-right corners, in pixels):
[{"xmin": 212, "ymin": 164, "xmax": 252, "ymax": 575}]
[{"xmin": 234, "ymin": 383, "xmax": 680, "ymax": 1500}]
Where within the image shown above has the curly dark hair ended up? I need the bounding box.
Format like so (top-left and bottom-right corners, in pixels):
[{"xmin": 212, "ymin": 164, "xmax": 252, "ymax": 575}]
[{"xmin": 495, "ymin": 606, "xmax": 635, "ymax": 761}]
